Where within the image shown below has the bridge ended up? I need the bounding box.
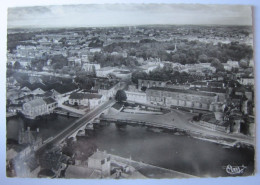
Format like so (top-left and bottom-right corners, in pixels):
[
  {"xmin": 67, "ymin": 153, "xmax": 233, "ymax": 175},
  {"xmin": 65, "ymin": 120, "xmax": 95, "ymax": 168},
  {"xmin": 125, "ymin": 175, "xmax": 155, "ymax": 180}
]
[{"xmin": 36, "ymin": 99, "xmax": 115, "ymax": 155}]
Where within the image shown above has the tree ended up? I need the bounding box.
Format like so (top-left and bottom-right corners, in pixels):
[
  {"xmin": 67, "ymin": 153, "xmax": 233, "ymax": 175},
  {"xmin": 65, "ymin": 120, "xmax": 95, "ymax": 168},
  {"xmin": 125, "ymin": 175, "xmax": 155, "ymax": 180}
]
[
  {"xmin": 210, "ymin": 58, "xmax": 225, "ymax": 72},
  {"xmin": 115, "ymin": 90, "xmax": 127, "ymax": 103},
  {"xmin": 14, "ymin": 61, "xmax": 21, "ymax": 69},
  {"xmin": 131, "ymin": 71, "xmax": 148, "ymax": 84}
]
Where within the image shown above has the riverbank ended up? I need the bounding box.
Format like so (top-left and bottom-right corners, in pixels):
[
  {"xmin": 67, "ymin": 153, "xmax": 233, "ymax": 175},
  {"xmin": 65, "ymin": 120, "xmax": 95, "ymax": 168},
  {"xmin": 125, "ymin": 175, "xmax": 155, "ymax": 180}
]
[
  {"xmin": 100, "ymin": 109, "xmax": 254, "ymax": 147},
  {"xmin": 108, "ymin": 153, "xmax": 196, "ymax": 179}
]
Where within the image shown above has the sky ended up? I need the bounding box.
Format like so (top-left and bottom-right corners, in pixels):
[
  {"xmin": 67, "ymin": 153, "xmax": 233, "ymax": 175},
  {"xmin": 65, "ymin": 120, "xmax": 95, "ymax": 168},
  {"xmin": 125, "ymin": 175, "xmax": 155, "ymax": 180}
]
[{"xmin": 7, "ymin": 4, "xmax": 253, "ymax": 28}]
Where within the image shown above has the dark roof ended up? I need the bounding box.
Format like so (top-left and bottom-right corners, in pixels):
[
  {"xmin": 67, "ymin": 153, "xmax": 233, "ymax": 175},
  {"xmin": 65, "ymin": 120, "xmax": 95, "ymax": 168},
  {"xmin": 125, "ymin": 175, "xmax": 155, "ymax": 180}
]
[
  {"xmin": 36, "ymin": 91, "xmax": 54, "ymax": 98},
  {"xmin": 148, "ymin": 87, "xmax": 216, "ymax": 97},
  {"xmin": 138, "ymin": 79, "xmax": 168, "ymax": 83},
  {"xmin": 52, "ymin": 83, "xmax": 77, "ymax": 94},
  {"xmin": 9, "ymin": 103, "xmax": 23, "ymax": 107},
  {"xmin": 69, "ymin": 92, "xmax": 102, "ymax": 100},
  {"xmin": 43, "ymin": 97, "xmax": 56, "ymax": 104},
  {"xmin": 16, "ymin": 94, "xmax": 34, "ymax": 101},
  {"xmin": 197, "ymin": 87, "xmax": 226, "ymax": 94},
  {"xmin": 234, "ymin": 86, "xmax": 246, "ymax": 93},
  {"xmin": 21, "ymin": 82, "xmax": 49, "ymax": 91},
  {"xmin": 82, "ymin": 89, "xmax": 99, "ymax": 94},
  {"xmin": 191, "ymin": 81, "xmax": 207, "ymax": 86},
  {"xmin": 208, "ymin": 81, "xmax": 224, "ymax": 88}
]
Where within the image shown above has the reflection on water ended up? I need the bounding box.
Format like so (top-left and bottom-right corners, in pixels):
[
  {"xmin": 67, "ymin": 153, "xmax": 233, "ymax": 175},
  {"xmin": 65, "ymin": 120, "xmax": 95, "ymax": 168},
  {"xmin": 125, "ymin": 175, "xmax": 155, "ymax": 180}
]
[
  {"xmin": 83, "ymin": 123, "xmax": 254, "ymax": 177},
  {"xmin": 7, "ymin": 115, "xmax": 77, "ymax": 141},
  {"xmin": 6, "ymin": 116, "xmax": 254, "ymax": 177}
]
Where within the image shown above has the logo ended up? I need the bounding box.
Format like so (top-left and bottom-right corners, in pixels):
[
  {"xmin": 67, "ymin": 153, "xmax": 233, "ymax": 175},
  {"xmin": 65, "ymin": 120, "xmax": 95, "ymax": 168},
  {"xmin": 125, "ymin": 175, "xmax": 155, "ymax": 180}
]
[{"xmin": 223, "ymin": 164, "xmax": 247, "ymax": 175}]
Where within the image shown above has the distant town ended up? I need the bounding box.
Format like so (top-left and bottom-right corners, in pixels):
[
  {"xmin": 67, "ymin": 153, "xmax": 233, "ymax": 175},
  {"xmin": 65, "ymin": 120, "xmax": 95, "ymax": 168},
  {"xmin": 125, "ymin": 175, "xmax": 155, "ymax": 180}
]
[{"xmin": 6, "ymin": 24, "xmax": 255, "ymax": 179}]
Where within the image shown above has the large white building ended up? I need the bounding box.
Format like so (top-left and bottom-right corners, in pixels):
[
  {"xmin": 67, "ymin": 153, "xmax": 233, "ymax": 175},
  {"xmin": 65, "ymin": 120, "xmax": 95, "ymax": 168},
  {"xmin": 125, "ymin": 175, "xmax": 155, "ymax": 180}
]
[
  {"xmin": 88, "ymin": 151, "xmax": 111, "ymax": 177},
  {"xmin": 68, "ymin": 92, "xmax": 103, "ymax": 109},
  {"xmin": 96, "ymin": 67, "xmax": 117, "ymax": 77},
  {"xmin": 82, "ymin": 63, "xmax": 101, "ymax": 72},
  {"xmin": 125, "ymin": 91, "xmax": 147, "ymax": 104},
  {"xmin": 22, "ymin": 97, "xmax": 57, "ymax": 119}
]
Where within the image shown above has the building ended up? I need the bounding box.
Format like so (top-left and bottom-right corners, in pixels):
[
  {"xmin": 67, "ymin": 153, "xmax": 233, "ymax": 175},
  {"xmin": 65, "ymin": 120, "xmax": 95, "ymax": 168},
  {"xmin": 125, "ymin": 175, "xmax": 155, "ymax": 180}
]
[
  {"xmin": 82, "ymin": 63, "xmax": 101, "ymax": 72},
  {"xmin": 239, "ymin": 77, "xmax": 254, "ymax": 86},
  {"xmin": 50, "ymin": 83, "xmax": 78, "ymax": 100},
  {"xmin": 69, "ymin": 92, "xmax": 103, "ymax": 109},
  {"xmin": 139, "ymin": 64, "xmax": 159, "ymax": 73},
  {"xmin": 96, "ymin": 67, "xmax": 117, "ymax": 77},
  {"xmin": 227, "ymin": 60, "xmax": 240, "ymax": 68},
  {"xmin": 146, "ymin": 87, "xmax": 218, "ymax": 111},
  {"xmin": 223, "ymin": 63, "xmax": 232, "ymax": 71},
  {"xmin": 111, "ymin": 70, "xmax": 132, "ymax": 80},
  {"xmin": 138, "ymin": 79, "xmax": 167, "ymax": 91},
  {"xmin": 125, "ymin": 91, "xmax": 147, "ymax": 104},
  {"xmin": 88, "ymin": 151, "xmax": 111, "ymax": 177},
  {"xmin": 98, "ymin": 82, "xmax": 121, "ymax": 100},
  {"xmin": 22, "ymin": 97, "xmax": 57, "ymax": 119},
  {"xmin": 20, "ymin": 82, "xmax": 48, "ymax": 95},
  {"xmin": 18, "ymin": 127, "xmax": 42, "ymax": 150}
]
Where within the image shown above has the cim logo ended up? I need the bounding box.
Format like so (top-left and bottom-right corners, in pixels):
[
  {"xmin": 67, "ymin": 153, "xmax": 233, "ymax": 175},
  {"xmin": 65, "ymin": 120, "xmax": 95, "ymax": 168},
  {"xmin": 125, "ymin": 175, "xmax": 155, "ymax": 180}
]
[{"xmin": 224, "ymin": 164, "xmax": 247, "ymax": 175}]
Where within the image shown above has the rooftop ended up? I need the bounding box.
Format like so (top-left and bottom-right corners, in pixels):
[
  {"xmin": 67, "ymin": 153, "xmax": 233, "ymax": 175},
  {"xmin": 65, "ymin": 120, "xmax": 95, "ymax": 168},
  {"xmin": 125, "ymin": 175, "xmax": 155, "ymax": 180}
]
[
  {"xmin": 43, "ymin": 97, "xmax": 56, "ymax": 104},
  {"xmin": 25, "ymin": 98, "xmax": 46, "ymax": 107},
  {"xmin": 69, "ymin": 92, "xmax": 102, "ymax": 100},
  {"xmin": 89, "ymin": 151, "xmax": 109, "ymax": 160},
  {"xmin": 148, "ymin": 87, "xmax": 217, "ymax": 97}
]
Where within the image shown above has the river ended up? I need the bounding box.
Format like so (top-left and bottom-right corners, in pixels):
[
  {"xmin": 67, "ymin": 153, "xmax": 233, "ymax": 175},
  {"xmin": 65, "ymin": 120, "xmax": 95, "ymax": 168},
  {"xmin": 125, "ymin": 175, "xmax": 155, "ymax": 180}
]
[
  {"xmin": 6, "ymin": 114, "xmax": 77, "ymax": 141},
  {"xmin": 82, "ymin": 123, "xmax": 254, "ymax": 177},
  {"xmin": 6, "ymin": 116, "xmax": 255, "ymax": 178}
]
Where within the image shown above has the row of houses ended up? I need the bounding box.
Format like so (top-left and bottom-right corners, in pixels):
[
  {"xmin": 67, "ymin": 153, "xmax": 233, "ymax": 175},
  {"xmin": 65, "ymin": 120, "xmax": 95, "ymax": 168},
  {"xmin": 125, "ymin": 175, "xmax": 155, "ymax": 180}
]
[
  {"xmin": 7, "ymin": 75, "xmax": 123, "ymax": 119},
  {"xmin": 127, "ymin": 78, "xmax": 254, "ymax": 113}
]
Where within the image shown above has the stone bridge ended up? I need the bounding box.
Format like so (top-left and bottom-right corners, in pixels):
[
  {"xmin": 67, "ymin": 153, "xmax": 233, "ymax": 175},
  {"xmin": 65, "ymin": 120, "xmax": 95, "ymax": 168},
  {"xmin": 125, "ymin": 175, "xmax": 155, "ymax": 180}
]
[{"xmin": 67, "ymin": 108, "xmax": 109, "ymax": 141}]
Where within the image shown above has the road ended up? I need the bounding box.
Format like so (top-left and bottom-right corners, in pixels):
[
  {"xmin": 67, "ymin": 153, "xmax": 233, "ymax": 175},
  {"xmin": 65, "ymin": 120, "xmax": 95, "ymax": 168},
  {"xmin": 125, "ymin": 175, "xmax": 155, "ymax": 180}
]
[{"xmin": 36, "ymin": 99, "xmax": 115, "ymax": 155}]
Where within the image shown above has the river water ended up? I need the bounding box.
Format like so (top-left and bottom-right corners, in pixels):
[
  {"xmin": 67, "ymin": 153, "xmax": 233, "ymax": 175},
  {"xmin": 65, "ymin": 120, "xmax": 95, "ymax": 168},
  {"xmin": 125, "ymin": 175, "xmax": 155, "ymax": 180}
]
[
  {"xmin": 7, "ymin": 116, "xmax": 255, "ymax": 177},
  {"xmin": 7, "ymin": 115, "xmax": 77, "ymax": 141},
  {"xmin": 84, "ymin": 123, "xmax": 254, "ymax": 177}
]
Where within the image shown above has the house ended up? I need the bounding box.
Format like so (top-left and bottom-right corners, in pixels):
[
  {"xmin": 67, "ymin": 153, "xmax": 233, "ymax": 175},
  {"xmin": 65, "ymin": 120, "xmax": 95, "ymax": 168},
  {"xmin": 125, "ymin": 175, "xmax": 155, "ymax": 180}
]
[
  {"xmin": 111, "ymin": 70, "xmax": 132, "ymax": 80},
  {"xmin": 88, "ymin": 151, "xmax": 111, "ymax": 177},
  {"xmin": 50, "ymin": 83, "xmax": 78, "ymax": 100},
  {"xmin": 18, "ymin": 127, "xmax": 42, "ymax": 149},
  {"xmin": 22, "ymin": 97, "xmax": 57, "ymax": 119},
  {"xmin": 146, "ymin": 87, "xmax": 218, "ymax": 111},
  {"xmin": 7, "ymin": 77, "xmax": 19, "ymax": 88},
  {"xmin": 96, "ymin": 67, "xmax": 117, "ymax": 77},
  {"xmin": 227, "ymin": 60, "xmax": 239, "ymax": 68},
  {"xmin": 239, "ymin": 77, "xmax": 254, "ymax": 86},
  {"xmin": 125, "ymin": 91, "xmax": 147, "ymax": 104},
  {"xmin": 13, "ymin": 94, "xmax": 34, "ymax": 104},
  {"xmin": 89, "ymin": 48, "xmax": 101, "ymax": 53},
  {"xmin": 98, "ymin": 82, "xmax": 121, "ymax": 100},
  {"xmin": 139, "ymin": 64, "xmax": 159, "ymax": 73},
  {"xmin": 69, "ymin": 92, "xmax": 103, "ymax": 109},
  {"xmin": 82, "ymin": 63, "xmax": 101, "ymax": 72},
  {"xmin": 223, "ymin": 63, "xmax": 232, "ymax": 71},
  {"xmin": 138, "ymin": 79, "xmax": 167, "ymax": 91},
  {"xmin": 20, "ymin": 82, "xmax": 48, "ymax": 95}
]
